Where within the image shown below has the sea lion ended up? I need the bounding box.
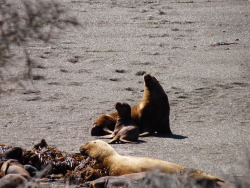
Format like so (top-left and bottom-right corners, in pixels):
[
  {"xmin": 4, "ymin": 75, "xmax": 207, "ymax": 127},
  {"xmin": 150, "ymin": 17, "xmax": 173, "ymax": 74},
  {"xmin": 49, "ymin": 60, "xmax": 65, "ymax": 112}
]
[
  {"xmin": 80, "ymin": 140, "xmax": 224, "ymax": 184},
  {"xmin": 90, "ymin": 176, "xmax": 138, "ymax": 188},
  {"xmin": 90, "ymin": 171, "xmax": 181, "ymax": 188},
  {"xmin": 103, "ymin": 102, "xmax": 139, "ymax": 144},
  {"xmin": 0, "ymin": 159, "xmax": 31, "ymax": 180},
  {"xmin": 0, "ymin": 174, "xmax": 28, "ymax": 188},
  {"xmin": 91, "ymin": 73, "xmax": 171, "ymax": 136}
]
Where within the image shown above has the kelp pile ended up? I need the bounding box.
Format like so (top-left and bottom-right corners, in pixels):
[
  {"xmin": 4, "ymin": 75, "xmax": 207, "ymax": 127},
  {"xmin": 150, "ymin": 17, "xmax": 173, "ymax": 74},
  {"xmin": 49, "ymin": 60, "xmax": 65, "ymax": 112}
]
[{"xmin": 0, "ymin": 140, "xmax": 109, "ymax": 185}]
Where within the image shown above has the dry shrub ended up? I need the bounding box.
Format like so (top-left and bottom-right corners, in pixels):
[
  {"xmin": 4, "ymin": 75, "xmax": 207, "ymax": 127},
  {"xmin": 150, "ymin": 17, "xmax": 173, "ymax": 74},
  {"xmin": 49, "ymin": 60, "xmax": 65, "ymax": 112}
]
[{"xmin": 0, "ymin": 0, "xmax": 79, "ymax": 92}]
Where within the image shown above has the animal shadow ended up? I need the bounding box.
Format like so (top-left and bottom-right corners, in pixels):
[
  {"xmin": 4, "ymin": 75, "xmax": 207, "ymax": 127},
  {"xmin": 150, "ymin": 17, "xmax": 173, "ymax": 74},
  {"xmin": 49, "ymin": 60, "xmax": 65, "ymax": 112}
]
[
  {"xmin": 155, "ymin": 133, "xmax": 188, "ymax": 140},
  {"xmin": 100, "ymin": 137, "xmax": 146, "ymax": 144}
]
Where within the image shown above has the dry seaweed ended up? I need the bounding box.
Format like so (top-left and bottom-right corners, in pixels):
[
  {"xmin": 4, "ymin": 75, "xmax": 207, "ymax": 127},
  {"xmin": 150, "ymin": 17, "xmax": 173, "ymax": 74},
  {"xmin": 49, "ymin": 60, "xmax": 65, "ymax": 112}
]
[{"xmin": 0, "ymin": 139, "xmax": 109, "ymax": 185}]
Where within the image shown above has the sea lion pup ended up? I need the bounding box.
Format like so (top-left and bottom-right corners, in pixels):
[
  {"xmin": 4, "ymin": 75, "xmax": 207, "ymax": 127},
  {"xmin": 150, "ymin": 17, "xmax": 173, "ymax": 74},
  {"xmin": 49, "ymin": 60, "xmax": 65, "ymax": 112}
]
[
  {"xmin": 103, "ymin": 102, "xmax": 139, "ymax": 144},
  {"xmin": 91, "ymin": 73, "xmax": 171, "ymax": 136},
  {"xmin": 80, "ymin": 140, "xmax": 224, "ymax": 184}
]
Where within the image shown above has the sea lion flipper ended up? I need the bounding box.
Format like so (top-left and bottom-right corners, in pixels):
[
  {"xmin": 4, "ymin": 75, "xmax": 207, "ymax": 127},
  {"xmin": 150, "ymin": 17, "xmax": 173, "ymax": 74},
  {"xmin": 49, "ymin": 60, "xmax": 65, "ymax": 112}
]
[
  {"xmin": 119, "ymin": 138, "xmax": 135, "ymax": 143},
  {"xmin": 108, "ymin": 138, "xmax": 118, "ymax": 144},
  {"xmin": 102, "ymin": 134, "xmax": 114, "ymax": 139},
  {"xmin": 103, "ymin": 127, "xmax": 114, "ymax": 134},
  {"xmin": 0, "ymin": 161, "xmax": 10, "ymax": 177},
  {"xmin": 139, "ymin": 132, "xmax": 151, "ymax": 137}
]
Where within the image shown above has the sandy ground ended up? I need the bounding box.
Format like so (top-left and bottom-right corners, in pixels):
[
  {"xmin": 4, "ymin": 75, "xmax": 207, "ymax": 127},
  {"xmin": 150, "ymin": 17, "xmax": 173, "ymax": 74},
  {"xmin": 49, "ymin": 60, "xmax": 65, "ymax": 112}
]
[{"xmin": 0, "ymin": 0, "xmax": 250, "ymax": 186}]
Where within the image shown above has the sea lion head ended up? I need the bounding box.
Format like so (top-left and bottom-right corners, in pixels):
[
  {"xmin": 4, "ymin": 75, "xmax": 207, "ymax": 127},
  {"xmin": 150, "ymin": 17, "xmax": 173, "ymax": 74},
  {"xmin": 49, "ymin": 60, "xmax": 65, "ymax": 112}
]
[
  {"xmin": 115, "ymin": 102, "xmax": 131, "ymax": 119},
  {"xmin": 91, "ymin": 125, "xmax": 106, "ymax": 136},
  {"xmin": 91, "ymin": 115, "xmax": 116, "ymax": 136},
  {"xmin": 80, "ymin": 140, "xmax": 117, "ymax": 161},
  {"xmin": 143, "ymin": 73, "xmax": 159, "ymax": 89},
  {"xmin": 4, "ymin": 147, "xmax": 23, "ymax": 163}
]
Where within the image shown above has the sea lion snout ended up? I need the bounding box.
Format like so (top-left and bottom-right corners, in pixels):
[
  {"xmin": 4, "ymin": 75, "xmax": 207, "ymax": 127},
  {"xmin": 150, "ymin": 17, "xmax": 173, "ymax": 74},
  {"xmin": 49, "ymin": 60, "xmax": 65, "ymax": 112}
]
[
  {"xmin": 115, "ymin": 102, "xmax": 122, "ymax": 110},
  {"xmin": 80, "ymin": 141, "xmax": 96, "ymax": 156},
  {"xmin": 143, "ymin": 73, "xmax": 152, "ymax": 81},
  {"xmin": 91, "ymin": 124, "xmax": 103, "ymax": 136},
  {"xmin": 79, "ymin": 145, "xmax": 88, "ymax": 156},
  {"xmin": 143, "ymin": 73, "xmax": 157, "ymax": 88}
]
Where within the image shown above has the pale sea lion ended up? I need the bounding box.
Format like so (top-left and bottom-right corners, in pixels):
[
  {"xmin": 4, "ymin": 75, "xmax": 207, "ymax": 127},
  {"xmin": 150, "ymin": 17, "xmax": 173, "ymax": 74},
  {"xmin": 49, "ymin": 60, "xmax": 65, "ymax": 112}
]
[
  {"xmin": 103, "ymin": 102, "xmax": 139, "ymax": 144},
  {"xmin": 80, "ymin": 140, "xmax": 224, "ymax": 184},
  {"xmin": 91, "ymin": 73, "xmax": 171, "ymax": 136}
]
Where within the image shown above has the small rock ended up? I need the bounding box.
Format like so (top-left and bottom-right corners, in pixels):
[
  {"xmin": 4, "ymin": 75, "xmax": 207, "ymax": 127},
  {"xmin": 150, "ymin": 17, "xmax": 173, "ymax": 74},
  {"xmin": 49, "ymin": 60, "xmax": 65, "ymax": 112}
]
[
  {"xmin": 135, "ymin": 71, "xmax": 146, "ymax": 76},
  {"xmin": 68, "ymin": 56, "xmax": 79, "ymax": 63},
  {"xmin": 158, "ymin": 10, "xmax": 165, "ymax": 15},
  {"xmin": 60, "ymin": 69, "xmax": 68, "ymax": 73},
  {"xmin": 171, "ymin": 28, "xmax": 179, "ymax": 31},
  {"xmin": 148, "ymin": 15, "xmax": 154, "ymax": 20},
  {"xmin": 115, "ymin": 69, "xmax": 126, "ymax": 73},
  {"xmin": 32, "ymin": 75, "xmax": 45, "ymax": 80},
  {"xmin": 109, "ymin": 78, "xmax": 120, "ymax": 82}
]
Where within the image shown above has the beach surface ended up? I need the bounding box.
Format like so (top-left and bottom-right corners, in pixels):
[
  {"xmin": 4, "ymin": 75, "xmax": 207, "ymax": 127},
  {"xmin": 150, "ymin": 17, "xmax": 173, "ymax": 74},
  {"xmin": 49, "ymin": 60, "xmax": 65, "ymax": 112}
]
[{"xmin": 0, "ymin": 0, "xmax": 249, "ymax": 185}]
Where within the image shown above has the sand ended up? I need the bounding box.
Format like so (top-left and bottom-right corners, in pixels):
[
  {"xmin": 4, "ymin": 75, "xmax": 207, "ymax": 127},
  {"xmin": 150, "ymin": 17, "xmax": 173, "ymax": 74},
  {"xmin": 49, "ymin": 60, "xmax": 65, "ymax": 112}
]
[{"xmin": 0, "ymin": 0, "xmax": 249, "ymax": 185}]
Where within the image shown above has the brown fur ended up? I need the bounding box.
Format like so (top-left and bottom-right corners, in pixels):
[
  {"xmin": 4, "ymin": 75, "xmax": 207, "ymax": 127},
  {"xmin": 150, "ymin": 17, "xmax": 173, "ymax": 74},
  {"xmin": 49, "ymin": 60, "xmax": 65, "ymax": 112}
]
[
  {"xmin": 103, "ymin": 102, "xmax": 139, "ymax": 144},
  {"xmin": 0, "ymin": 174, "xmax": 28, "ymax": 188},
  {"xmin": 80, "ymin": 140, "xmax": 224, "ymax": 183},
  {"xmin": 91, "ymin": 73, "xmax": 171, "ymax": 136},
  {"xmin": 0, "ymin": 159, "xmax": 31, "ymax": 180}
]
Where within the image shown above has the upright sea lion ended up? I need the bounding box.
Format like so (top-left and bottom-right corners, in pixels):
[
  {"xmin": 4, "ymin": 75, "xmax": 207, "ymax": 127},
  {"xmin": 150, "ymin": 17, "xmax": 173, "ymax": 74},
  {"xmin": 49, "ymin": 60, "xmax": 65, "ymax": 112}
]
[
  {"xmin": 103, "ymin": 102, "xmax": 139, "ymax": 144},
  {"xmin": 91, "ymin": 73, "xmax": 171, "ymax": 136},
  {"xmin": 80, "ymin": 140, "xmax": 224, "ymax": 184}
]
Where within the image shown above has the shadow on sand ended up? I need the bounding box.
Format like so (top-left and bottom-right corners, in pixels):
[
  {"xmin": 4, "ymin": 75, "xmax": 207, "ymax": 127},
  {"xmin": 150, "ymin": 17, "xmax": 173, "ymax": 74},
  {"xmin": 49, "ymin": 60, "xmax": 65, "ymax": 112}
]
[{"xmin": 155, "ymin": 133, "xmax": 188, "ymax": 140}]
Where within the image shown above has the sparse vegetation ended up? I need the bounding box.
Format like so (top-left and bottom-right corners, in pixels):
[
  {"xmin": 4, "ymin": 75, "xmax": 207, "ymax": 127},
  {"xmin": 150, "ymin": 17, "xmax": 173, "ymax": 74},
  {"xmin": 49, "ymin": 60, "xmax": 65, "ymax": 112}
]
[{"xmin": 0, "ymin": 0, "xmax": 79, "ymax": 92}]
